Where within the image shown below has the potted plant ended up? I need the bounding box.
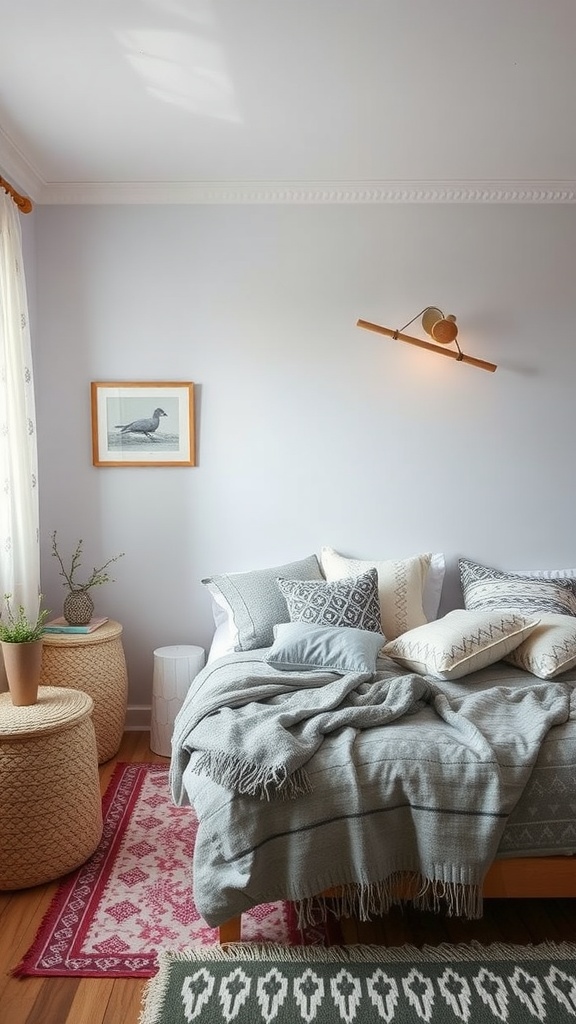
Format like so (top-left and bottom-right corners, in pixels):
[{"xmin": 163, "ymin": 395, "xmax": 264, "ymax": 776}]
[
  {"xmin": 0, "ymin": 595, "xmax": 50, "ymax": 705},
  {"xmin": 51, "ymin": 531, "xmax": 125, "ymax": 625}
]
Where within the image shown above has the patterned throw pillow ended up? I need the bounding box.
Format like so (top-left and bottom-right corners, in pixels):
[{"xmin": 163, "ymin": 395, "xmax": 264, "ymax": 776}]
[
  {"xmin": 459, "ymin": 558, "xmax": 576, "ymax": 618},
  {"xmin": 382, "ymin": 609, "xmax": 540, "ymax": 680},
  {"xmin": 277, "ymin": 569, "xmax": 382, "ymax": 634},
  {"xmin": 320, "ymin": 546, "xmax": 432, "ymax": 640},
  {"xmin": 505, "ymin": 613, "xmax": 576, "ymax": 679}
]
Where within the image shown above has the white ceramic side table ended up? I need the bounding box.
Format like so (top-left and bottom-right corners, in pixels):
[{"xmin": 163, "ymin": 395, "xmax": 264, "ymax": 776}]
[{"xmin": 150, "ymin": 644, "xmax": 205, "ymax": 756}]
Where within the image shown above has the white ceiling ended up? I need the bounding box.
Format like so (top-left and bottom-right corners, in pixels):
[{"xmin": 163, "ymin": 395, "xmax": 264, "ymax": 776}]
[{"xmin": 1, "ymin": 0, "xmax": 575, "ymax": 205}]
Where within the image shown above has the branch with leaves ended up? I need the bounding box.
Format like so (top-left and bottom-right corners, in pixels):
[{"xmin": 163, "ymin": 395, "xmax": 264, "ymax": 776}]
[
  {"xmin": 51, "ymin": 531, "xmax": 125, "ymax": 593},
  {"xmin": 0, "ymin": 594, "xmax": 50, "ymax": 642}
]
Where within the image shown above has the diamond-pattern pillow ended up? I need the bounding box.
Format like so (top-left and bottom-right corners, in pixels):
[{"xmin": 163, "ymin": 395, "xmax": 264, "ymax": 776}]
[{"xmin": 277, "ymin": 569, "xmax": 382, "ymax": 634}]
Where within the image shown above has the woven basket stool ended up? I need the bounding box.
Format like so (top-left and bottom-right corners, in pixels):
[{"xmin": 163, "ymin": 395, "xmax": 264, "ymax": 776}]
[
  {"xmin": 0, "ymin": 686, "xmax": 103, "ymax": 890},
  {"xmin": 40, "ymin": 620, "xmax": 128, "ymax": 763}
]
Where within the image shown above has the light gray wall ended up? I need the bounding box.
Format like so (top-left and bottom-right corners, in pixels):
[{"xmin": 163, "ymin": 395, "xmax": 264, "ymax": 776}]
[{"xmin": 30, "ymin": 203, "xmax": 576, "ymax": 710}]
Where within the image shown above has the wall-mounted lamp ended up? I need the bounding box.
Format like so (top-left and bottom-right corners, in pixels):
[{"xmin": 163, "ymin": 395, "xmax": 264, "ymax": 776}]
[{"xmin": 357, "ymin": 307, "xmax": 497, "ymax": 373}]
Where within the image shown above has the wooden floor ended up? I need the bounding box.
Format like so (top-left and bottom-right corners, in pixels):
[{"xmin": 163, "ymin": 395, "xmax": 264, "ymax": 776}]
[{"xmin": 1, "ymin": 731, "xmax": 575, "ymax": 1024}]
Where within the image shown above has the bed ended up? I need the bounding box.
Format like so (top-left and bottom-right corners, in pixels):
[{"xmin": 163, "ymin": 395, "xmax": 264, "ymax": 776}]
[{"xmin": 170, "ymin": 549, "xmax": 576, "ymax": 941}]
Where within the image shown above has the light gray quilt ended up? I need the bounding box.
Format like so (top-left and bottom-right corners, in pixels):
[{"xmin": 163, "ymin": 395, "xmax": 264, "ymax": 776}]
[{"xmin": 170, "ymin": 652, "xmax": 570, "ymax": 928}]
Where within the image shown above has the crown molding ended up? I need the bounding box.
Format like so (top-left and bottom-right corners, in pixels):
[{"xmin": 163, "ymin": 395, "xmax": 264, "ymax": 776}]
[
  {"xmin": 2, "ymin": 130, "xmax": 576, "ymax": 204},
  {"xmin": 0, "ymin": 129, "xmax": 44, "ymax": 201},
  {"xmin": 1, "ymin": 134, "xmax": 576, "ymax": 209},
  {"xmin": 33, "ymin": 179, "xmax": 576, "ymax": 205}
]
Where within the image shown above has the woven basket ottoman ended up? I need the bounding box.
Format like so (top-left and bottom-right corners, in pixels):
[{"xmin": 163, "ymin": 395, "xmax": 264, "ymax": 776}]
[
  {"xmin": 40, "ymin": 620, "xmax": 128, "ymax": 763},
  {"xmin": 0, "ymin": 686, "xmax": 103, "ymax": 890}
]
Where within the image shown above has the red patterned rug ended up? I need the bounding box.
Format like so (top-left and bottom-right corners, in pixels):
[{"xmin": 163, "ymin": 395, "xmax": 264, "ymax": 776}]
[{"xmin": 14, "ymin": 763, "xmax": 327, "ymax": 978}]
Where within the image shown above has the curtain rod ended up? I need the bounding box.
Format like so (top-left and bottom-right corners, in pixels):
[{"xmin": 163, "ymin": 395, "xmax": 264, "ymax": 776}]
[{"xmin": 0, "ymin": 175, "xmax": 33, "ymax": 214}]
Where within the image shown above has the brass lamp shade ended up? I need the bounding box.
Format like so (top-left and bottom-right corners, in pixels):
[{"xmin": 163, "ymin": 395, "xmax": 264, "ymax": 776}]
[
  {"xmin": 356, "ymin": 305, "xmax": 497, "ymax": 373},
  {"xmin": 421, "ymin": 308, "xmax": 459, "ymax": 345},
  {"xmin": 421, "ymin": 307, "xmax": 444, "ymax": 336}
]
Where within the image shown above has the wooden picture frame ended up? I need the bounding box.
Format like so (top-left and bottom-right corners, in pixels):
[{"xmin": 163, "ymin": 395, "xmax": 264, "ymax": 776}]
[{"xmin": 91, "ymin": 381, "xmax": 195, "ymax": 467}]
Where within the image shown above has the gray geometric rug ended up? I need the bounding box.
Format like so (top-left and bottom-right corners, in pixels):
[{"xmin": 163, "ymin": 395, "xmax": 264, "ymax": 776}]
[{"xmin": 140, "ymin": 940, "xmax": 576, "ymax": 1023}]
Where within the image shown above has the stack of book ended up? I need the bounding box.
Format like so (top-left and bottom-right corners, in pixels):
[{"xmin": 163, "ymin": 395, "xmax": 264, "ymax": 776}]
[{"xmin": 43, "ymin": 616, "xmax": 109, "ymax": 635}]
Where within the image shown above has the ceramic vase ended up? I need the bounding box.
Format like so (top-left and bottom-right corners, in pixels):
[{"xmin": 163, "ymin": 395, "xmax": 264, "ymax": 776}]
[{"xmin": 1, "ymin": 639, "xmax": 43, "ymax": 706}]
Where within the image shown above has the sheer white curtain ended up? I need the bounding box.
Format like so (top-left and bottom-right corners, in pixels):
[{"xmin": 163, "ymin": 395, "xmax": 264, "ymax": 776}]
[{"xmin": 0, "ymin": 190, "xmax": 40, "ymax": 622}]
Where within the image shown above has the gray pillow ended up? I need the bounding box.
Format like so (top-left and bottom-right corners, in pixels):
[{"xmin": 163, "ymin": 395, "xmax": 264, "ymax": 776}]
[
  {"xmin": 264, "ymin": 622, "xmax": 385, "ymax": 674},
  {"xmin": 277, "ymin": 568, "xmax": 382, "ymax": 633},
  {"xmin": 202, "ymin": 554, "xmax": 323, "ymax": 651}
]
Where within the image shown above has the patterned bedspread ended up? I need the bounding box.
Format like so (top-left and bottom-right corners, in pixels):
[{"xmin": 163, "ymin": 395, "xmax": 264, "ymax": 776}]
[{"xmin": 170, "ymin": 653, "xmax": 575, "ymax": 928}]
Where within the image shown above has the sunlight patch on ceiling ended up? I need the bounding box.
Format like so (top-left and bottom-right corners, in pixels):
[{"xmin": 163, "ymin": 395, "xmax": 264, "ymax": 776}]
[{"xmin": 117, "ymin": 27, "xmax": 242, "ymax": 123}]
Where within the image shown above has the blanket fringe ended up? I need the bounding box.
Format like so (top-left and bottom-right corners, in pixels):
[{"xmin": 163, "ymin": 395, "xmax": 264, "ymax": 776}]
[
  {"xmin": 196, "ymin": 751, "xmax": 312, "ymax": 800},
  {"xmin": 295, "ymin": 874, "xmax": 484, "ymax": 929}
]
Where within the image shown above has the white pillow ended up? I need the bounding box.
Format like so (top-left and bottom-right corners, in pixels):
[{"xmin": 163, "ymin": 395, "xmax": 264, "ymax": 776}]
[
  {"xmin": 505, "ymin": 613, "xmax": 576, "ymax": 679},
  {"xmin": 382, "ymin": 609, "xmax": 540, "ymax": 681},
  {"xmin": 205, "ymin": 583, "xmax": 238, "ymax": 662},
  {"xmin": 206, "ymin": 619, "xmax": 237, "ymax": 663},
  {"xmin": 515, "ymin": 566, "xmax": 576, "ymax": 580},
  {"xmin": 320, "ymin": 547, "xmax": 431, "ymax": 641},
  {"xmin": 424, "ymin": 552, "xmax": 446, "ymax": 621}
]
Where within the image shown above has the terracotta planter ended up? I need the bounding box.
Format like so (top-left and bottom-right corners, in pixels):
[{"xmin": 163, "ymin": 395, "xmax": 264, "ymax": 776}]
[{"xmin": 1, "ymin": 639, "xmax": 43, "ymax": 706}]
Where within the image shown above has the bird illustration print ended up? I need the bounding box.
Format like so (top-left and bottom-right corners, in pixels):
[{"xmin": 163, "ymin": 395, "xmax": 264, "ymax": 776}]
[{"xmin": 115, "ymin": 407, "xmax": 167, "ymax": 440}]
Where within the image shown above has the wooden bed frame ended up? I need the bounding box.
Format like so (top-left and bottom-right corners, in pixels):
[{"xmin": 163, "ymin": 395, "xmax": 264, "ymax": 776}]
[{"xmin": 218, "ymin": 855, "xmax": 576, "ymax": 943}]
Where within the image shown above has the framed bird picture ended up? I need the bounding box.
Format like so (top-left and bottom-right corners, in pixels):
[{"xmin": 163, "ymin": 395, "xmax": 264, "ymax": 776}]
[{"xmin": 90, "ymin": 381, "xmax": 195, "ymax": 467}]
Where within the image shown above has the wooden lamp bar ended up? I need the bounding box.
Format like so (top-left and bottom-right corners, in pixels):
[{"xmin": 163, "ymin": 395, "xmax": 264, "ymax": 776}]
[
  {"xmin": 357, "ymin": 318, "xmax": 497, "ymax": 373},
  {"xmin": 0, "ymin": 175, "xmax": 33, "ymax": 214}
]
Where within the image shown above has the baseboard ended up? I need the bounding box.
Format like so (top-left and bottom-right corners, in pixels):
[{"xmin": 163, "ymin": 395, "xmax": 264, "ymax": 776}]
[{"xmin": 125, "ymin": 704, "xmax": 151, "ymax": 731}]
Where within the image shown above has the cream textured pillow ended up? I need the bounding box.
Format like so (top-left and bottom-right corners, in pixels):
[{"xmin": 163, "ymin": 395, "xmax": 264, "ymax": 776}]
[
  {"xmin": 505, "ymin": 613, "xmax": 576, "ymax": 679},
  {"xmin": 382, "ymin": 609, "xmax": 540, "ymax": 681},
  {"xmin": 320, "ymin": 547, "xmax": 431, "ymax": 641}
]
